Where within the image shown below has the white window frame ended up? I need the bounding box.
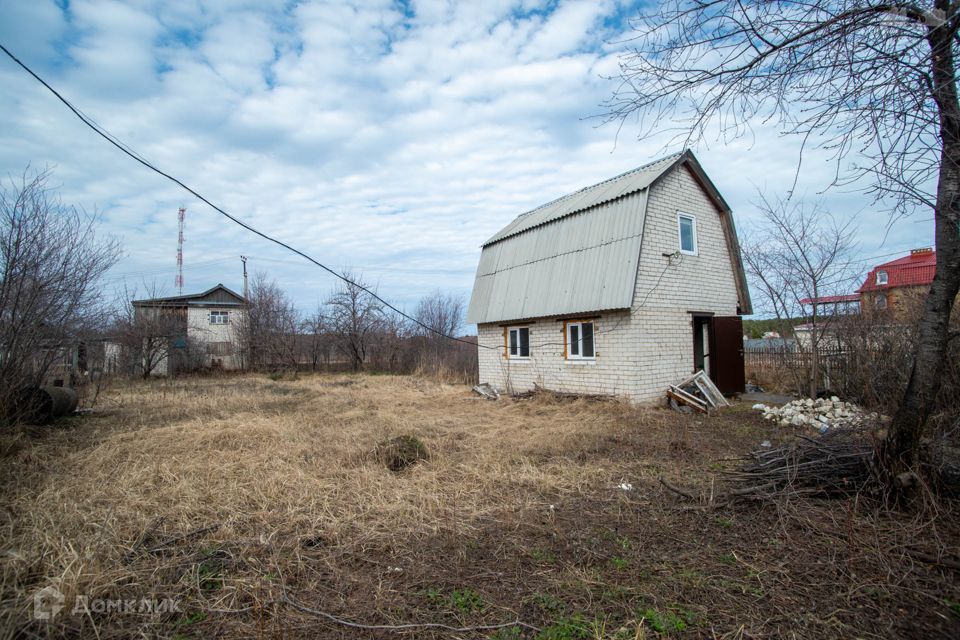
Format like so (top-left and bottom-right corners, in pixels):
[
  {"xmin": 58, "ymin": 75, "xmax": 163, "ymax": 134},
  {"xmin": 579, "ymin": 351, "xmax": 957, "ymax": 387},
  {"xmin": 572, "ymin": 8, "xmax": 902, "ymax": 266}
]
[
  {"xmin": 677, "ymin": 212, "xmax": 698, "ymax": 256},
  {"xmin": 506, "ymin": 326, "xmax": 530, "ymax": 360},
  {"xmin": 876, "ymin": 270, "xmax": 888, "ymax": 285},
  {"xmin": 209, "ymin": 310, "xmax": 229, "ymax": 325},
  {"xmin": 565, "ymin": 320, "xmax": 596, "ymax": 361}
]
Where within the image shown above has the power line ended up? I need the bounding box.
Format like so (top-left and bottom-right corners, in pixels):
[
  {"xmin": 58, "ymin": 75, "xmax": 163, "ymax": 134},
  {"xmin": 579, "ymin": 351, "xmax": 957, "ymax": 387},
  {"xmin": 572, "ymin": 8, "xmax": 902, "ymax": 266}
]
[{"xmin": 0, "ymin": 42, "xmax": 487, "ymax": 350}]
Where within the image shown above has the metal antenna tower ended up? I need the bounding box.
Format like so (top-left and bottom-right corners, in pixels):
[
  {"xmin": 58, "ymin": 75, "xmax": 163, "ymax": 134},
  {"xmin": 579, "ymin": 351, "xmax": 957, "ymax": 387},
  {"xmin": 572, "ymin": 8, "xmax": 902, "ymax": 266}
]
[{"xmin": 175, "ymin": 207, "xmax": 186, "ymax": 294}]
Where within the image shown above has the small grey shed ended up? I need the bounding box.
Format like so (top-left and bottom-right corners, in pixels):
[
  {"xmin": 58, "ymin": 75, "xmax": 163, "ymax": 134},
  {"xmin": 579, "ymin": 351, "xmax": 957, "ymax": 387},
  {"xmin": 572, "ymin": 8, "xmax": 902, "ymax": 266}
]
[{"xmin": 466, "ymin": 150, "xmax": 751, "ymax": 403}]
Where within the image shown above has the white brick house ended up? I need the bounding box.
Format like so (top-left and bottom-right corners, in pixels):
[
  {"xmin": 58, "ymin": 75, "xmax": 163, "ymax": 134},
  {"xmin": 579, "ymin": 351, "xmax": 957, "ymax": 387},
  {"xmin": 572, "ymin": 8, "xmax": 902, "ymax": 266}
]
[
  {"xmin": 466, "ymin": 150, "xmax": 752, "ymax": 403},
  {"xmin": 132, "ymin": 284, "xmax": 246, "ymax": 374}
]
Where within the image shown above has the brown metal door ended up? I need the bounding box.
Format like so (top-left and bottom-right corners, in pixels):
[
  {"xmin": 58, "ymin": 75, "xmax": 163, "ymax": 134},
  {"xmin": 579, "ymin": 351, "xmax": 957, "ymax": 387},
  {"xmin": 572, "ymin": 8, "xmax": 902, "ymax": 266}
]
[{"xmin": 710, "ymin": 316, "xmax": 745, "ymax": 395}]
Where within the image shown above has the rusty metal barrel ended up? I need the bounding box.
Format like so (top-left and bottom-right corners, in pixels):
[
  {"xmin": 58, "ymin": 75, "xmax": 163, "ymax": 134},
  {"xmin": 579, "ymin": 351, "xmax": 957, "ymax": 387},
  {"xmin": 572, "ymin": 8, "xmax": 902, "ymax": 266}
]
[{"xmin": 12, "ymin": 386, "xmax": 79, "ymax": 424}]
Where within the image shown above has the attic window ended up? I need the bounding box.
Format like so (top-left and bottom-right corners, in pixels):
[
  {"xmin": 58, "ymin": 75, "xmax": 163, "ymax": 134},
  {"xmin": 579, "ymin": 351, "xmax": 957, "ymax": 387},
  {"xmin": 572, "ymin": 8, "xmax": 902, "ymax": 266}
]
[
  {"xmin": 876, "ymin": 270, "xmax": 888, "ymax": 285},
  {"xmin": 677, "ymin": 213, "xmax": 698, "ymax": 255},
  {"xmin": 209, "ymin": 310, "xmax": 229, "ymax": 325},
  {"xmin": 506, "ymin": 326, "xmax": 529, "ymax": 359}
]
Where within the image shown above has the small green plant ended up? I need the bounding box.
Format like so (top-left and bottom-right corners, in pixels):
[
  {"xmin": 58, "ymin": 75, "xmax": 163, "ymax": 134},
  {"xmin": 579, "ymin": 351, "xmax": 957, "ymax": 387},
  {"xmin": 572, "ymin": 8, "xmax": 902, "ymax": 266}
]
[
  {"xmin": 946, "ymin": 599, "xmax": 960, "ymax": 617},
  {"xmin": 490, "ymin": 625, "xmax": 523, "ymax": 640},
  {"xmin": 610, "ymin": 556, "xmax": 629, "ymax": 571},
  {"xmin": 535, "ymin": 614, "xmax": 592, "ymax": 640},
  {"xmin": 174, "ymin": 610, "xmax": 206, "ymax": 627},
  {"xmin": 195, "ymin": 549, "xmax": 225, "ymax": 592},
  {"xmin": 423, "ymin": 587, "xmax": 445, "ymax": 606},
  {"xmin": 718, "ymin": 552, "xmax": 737, "ymax": 565},
  {"xmin": 451, "ymin": 588, "xmax": 484, "ymax": 614},
  {"xmin": 639, "ymin": 606, "xmax": 696, "ymax": 635},
  {"xmin": 616, "ymin": 535, "xmax": 632, "ymax": 550},
  {"xmin": 531, "ymin": 592, "xmax": 566, "ymax": 614},
  {"xmin": 530, "ymin": 547, "xmax": 557, "ymax": 563},
  {"xmin": 714, "ymin": 516, "xmax": 733, "ymax": 528}
]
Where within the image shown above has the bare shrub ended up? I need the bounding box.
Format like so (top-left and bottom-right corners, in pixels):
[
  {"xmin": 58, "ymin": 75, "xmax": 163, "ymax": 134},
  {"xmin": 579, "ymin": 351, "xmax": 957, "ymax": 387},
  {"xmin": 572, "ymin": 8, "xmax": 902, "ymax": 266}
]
[
  {"xmin": 238, "ymin": 273, "xmax": 300, "ymax": 372},
  {"xmin": 326, "ymin": 271, "xmax": 384, "ymax": 371},
  {"xmin": 411, "ymin": 290, "xmax": 476, "ymax": 383},
  {"xmin": 741, "ymin": 194, "xmax": 859, "ymax": 396},
  {"xmin": 112, "ymin": 284, "xmax": 186, "ymax": 378},
  {"xmin": 836, "ymin": 297, "xmax": 960, "ymax": 438},
  {"xmin": 0, "ymin": 168, "xmax": 120, "ymax": 420}
]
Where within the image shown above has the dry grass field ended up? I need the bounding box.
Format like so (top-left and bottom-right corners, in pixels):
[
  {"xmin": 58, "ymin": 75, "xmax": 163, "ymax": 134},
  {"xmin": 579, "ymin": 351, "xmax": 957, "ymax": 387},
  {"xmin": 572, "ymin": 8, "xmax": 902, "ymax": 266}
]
[{"xmin": 1, "ymin": 373, "xmax": 958, "ymax": 639}]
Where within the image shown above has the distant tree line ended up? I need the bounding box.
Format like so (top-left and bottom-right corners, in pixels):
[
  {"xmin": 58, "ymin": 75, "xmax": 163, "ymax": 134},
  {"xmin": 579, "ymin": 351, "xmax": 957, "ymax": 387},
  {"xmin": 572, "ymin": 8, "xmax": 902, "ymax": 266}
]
[{"xmin": 237, "ymin": 271, "xmax": 476, "ymax": 383}]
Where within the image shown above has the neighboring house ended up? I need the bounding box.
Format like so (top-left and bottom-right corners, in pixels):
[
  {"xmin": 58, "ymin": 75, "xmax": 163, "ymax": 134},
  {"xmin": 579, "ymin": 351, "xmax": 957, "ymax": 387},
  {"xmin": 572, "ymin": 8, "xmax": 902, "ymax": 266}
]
[
  {"xmin": 466, "ymin": 150, "xmax": 752, "ymax": 403},
  {"xmin": 132, "ymin": 284, "xmax": 246, "ymax": 374},
  {"xmin": 857, "ymin": 248, "xmax": 936, "ymax": 316}
]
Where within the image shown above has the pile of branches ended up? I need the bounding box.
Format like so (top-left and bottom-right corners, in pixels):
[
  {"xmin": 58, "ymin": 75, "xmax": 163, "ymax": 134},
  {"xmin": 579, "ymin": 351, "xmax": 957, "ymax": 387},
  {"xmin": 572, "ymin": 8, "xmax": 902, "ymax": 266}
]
[{"xmin": 726, "ymin": 429, "xmax": 878, "ymax": 499}]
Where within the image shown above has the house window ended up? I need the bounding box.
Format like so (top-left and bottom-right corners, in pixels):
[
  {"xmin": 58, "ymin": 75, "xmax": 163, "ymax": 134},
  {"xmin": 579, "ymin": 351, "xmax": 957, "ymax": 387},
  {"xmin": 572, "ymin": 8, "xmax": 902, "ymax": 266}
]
[
  {"xmin": 875, "ymin": 293, "xmax": 888, "ymax": 310},
  {"xmin": 566, "ymin": 320, "xmax": 595, "ymax": 360},
  {"xmin": 506, "ymin": 326, "xmax": 530, "ymax": 359},
  {"xmin": 876, "ymin": 270, "xmax": 888, "ymax": 285},
  {"xmin": 209, "ymin": 310, "xmax": 229, "ymax": 325},
  {"xmin": 677, "ymin": 213, "xmax": 697, "ymax": 255}
]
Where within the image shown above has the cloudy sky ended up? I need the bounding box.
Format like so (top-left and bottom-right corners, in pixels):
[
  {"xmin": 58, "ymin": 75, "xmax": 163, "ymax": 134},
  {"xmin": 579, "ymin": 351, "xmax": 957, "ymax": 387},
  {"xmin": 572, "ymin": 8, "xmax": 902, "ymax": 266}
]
[{"xmin": 0, "ymin": 0, "xmax": 934, "ymax": 325}]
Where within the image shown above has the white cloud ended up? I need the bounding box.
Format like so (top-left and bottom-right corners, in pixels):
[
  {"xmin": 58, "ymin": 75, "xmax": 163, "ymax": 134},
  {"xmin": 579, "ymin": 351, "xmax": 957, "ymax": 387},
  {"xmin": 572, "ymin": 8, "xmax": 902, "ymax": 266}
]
[{"xmin": 0, "ymin": 0, "xmax": 934, "ymax": 322}]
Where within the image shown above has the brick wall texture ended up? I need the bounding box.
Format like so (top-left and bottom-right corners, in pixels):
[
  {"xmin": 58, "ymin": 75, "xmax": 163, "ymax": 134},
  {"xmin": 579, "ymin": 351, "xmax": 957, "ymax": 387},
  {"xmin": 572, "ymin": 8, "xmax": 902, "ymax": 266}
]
[{"xmin": 476, "ymin": 165, "xmax": 741, "ymax": 403}]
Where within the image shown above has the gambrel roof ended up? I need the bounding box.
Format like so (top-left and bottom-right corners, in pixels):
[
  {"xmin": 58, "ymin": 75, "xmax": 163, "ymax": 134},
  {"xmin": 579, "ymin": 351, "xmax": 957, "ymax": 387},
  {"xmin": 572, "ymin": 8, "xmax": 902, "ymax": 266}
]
[{"xmin": 466, "ymin": 150, "xmax": 751, "ymax": 325}]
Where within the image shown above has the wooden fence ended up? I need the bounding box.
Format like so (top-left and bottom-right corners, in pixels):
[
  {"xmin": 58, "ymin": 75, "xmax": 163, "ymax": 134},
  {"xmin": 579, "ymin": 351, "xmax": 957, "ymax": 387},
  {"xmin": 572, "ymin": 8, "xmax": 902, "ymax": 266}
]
[{"xmin": 744, "ymin": 348, "xmax": 850, "ymax": 391}]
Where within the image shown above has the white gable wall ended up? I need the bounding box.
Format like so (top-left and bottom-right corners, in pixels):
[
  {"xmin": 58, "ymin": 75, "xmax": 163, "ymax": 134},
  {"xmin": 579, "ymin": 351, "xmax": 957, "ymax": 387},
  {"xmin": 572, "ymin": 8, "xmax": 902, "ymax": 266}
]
[
  {"xmin": 186, "ymin": 306, "xmax": 245, "ymax": 369},
  {"xmin": 475, "ymin": 164, "xmax": 740, "ymax": 402}
]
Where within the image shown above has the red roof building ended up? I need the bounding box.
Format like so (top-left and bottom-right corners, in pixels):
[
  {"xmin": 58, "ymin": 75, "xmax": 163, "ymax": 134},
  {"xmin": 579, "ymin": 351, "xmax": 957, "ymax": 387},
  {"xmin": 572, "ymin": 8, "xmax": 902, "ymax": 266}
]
[
  {"xmin": 799, "ymin": 248, "xmax": 935, "ymax": 317},
  {"xmin": 856, "ymin": 248, "xmax": 935, "ymax": 315},
  {"xmin": 857, "ymin": 247, "xmax": 936, "ymax": 294}
]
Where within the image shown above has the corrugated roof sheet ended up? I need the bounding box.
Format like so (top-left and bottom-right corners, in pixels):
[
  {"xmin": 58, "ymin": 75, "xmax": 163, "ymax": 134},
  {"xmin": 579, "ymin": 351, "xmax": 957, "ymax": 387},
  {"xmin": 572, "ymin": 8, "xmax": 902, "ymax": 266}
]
[
  {"xmin": 482, "ymin": 152, "xmax": 683, "ymax": 246},
  {"xmin": 466, "ymin": 188, "xmax": 649, "ymax": 324}
]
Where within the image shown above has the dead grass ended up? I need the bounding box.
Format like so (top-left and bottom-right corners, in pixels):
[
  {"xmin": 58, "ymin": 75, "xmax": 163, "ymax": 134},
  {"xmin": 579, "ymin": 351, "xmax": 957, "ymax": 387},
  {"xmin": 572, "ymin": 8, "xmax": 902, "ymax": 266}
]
[{"xmin": 1, "ymin": 373, "xmax": 957, "ymax": 639}]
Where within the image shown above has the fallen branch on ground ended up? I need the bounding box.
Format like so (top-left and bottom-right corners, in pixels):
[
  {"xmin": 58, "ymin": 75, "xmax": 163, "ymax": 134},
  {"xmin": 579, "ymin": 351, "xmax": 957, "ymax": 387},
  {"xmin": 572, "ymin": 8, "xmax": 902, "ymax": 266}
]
[{"xmin": 280, "ymin": 593, "xmax": 540, "ymax": 634}]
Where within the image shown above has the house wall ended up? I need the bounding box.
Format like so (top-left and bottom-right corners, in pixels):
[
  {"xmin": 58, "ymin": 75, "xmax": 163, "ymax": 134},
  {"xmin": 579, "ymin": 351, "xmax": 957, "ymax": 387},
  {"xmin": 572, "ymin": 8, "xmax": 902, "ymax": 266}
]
[
  {"xmin": 186, "ymin": 306, "xmax": 244, "ymax": 370},
  {"xmin": 476, "ymin": 165, "xmax": 741, "ymax": 403}
]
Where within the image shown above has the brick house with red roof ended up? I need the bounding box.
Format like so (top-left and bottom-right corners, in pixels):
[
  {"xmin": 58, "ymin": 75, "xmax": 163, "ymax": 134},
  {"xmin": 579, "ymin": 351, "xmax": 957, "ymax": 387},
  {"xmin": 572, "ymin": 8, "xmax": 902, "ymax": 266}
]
[{"xmin": 857, "ymin": 248, "xmax": 936, "ymax": 317}]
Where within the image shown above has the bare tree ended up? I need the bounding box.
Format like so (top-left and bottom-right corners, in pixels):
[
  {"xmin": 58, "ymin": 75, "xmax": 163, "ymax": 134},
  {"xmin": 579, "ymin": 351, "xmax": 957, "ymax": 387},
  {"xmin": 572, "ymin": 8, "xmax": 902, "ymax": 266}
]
[
  {"xmin": 326, "ymin": 271, "xmax": 384, "ymax": 371},
  {"xmin": 0, "ymin": 168, "xmax": 120, "ymax": 420},
  {"xmin": 300, "ymin": 304, "xmax": 330, "ymax": 371},
  {"xmin": 412, "ymin": 290, "xmax": 467, "ymax": 376},
  {"xmin": 112, "ymin": 283, "xmax": 185, "ymax": 378},
  {"xmin": 605, "ymin": 0, "xmax": 960, "ymax": 481},
  {"xmin": 239, "ymin": 273, "xmax": 300, "ymax": 371},
  {"xmin": 414, "ymin": 290, "xmax": 464, "ymax": 340},
  {"xmin": 742, "ymin": 194, "xmax": 859, "ymax": 397}
]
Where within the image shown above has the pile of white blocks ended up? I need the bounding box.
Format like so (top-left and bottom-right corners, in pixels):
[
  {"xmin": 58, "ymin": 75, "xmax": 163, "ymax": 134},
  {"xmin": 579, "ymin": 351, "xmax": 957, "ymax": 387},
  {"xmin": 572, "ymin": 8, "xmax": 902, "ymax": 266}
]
[{"xmin": 751, "ymin": 397, "xmax": 889, "ymax": 432}]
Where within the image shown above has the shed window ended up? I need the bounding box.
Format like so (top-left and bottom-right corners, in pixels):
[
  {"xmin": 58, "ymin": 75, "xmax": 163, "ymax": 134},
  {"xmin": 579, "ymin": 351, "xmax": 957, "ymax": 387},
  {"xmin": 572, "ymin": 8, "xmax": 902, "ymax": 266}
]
[
  {"xmin": 677, "ymin": 213, "xmax": 697, "ymax": 255},
  {"xmin": 507, "ymin": 326, "xmax": 530, "ymax": 359},
  {"xmin": 209, "ymin": 310, "xmax": 229, "ymax": 325},
  {"xmin": 566, "ymin": 321, "xmax": 595, "ymax": 360},
  {"xmin": 876, "ymin": 270, "xmax": 888, "ymax": 285}
]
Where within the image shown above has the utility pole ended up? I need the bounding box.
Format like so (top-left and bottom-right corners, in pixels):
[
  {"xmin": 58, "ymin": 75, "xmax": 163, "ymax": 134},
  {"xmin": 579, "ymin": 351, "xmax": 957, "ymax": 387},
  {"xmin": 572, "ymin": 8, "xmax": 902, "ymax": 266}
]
[{"xmin": 241, "ymin": 255, "xmax": 248, "ymax": 301}]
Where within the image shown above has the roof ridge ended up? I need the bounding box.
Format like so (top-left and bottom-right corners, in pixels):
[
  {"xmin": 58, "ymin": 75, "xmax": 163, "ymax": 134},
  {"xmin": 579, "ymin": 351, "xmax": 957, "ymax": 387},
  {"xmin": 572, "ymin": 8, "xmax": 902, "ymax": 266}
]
[{"xmin": 513, "ymin": 150, "xmax": 686, "ymax": 220}]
